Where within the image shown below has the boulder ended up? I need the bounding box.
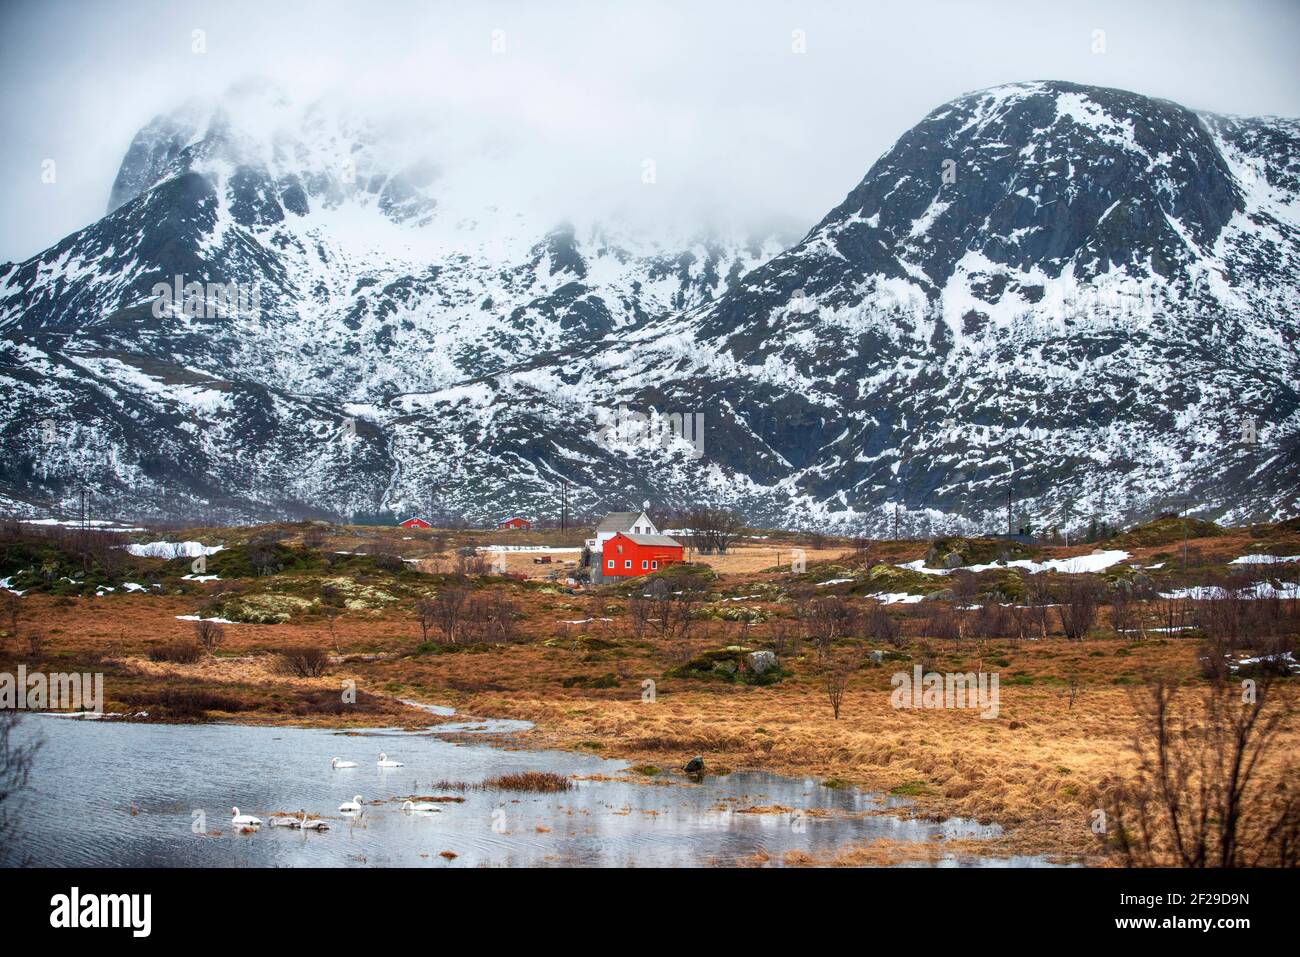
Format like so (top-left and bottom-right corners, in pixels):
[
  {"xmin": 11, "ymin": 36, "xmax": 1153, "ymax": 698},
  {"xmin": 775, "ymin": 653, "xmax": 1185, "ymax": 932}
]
[{"xmin": 747, "ymin": 650, "xmax": 778, "ymax": 674}]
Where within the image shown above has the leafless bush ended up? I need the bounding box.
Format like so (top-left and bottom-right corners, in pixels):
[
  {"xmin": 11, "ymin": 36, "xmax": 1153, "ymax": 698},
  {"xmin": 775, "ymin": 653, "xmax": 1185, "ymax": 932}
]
[
  {"xmin": 767, "ymin": 619, "xmax": 799, "ymax": 658},
  {"xmin": 970, "ymin": 601, "xmax": 1014, "ymax": 642},
  {"xmin": 685, "ymin": 506, "xmax": 746, "ymax": 555},
  {"xmin": 414, "ymin": 597, "xmax": 436, "ymax": 643},
  {"xmin": 1059, "ymin": 576, "xmax": 1100, "ymax": 641},
  {"xmin": 278, "ymin": 645, "xmax": 330, "ymax": 678},
  {"xmin": 819, "ymin": 646, "xmax": 860, "ymax": 719},
  {"xmin": 922, "ymin": 604, "xmax": 962, "ymax": 646},
  {"xmin": 148, "ymin": 642, "xmax": 203, "ymax": 664},
  {"xmin": 429, "ymin": 587, "xmax": 468, "ymax": 643},
  {"xmin": 802, "ymin": 596, "xmax": 857, "ymax": 654},
  {"xmin": 1110, "ymin": 581, "xmax": 1140, "ymax": 639},
  {"xmin": 1025, "ymin": 572, "xmax": 1055, "ymax": 639},
  {"xmin": 861, "ymin": 602, "xmax": 901, "ymax": 645},
  {"xmin": 301, "ymin": 525, "xmax": 329, "ymax": 549},
  {"xmin": 25, "ymin": 631, "xmax": 44, "ymax": 657},
  {"xmin": 465, "ymin": 592, "xmax": 521, "ymax": 644},
  {"xmin": 1101, "ymin": 679, "xmax": 1299, "ymax": 867},
  {"xmin": 627, "ymin": 596, "xmax": 651, "ymax": 641},
  {"xmin": 456, "ymin": 551, "xmax": 490, "ymax": 576},
  {"xmin": 193, "ymin": 619, "xmax": 225, "ymax": 653}
]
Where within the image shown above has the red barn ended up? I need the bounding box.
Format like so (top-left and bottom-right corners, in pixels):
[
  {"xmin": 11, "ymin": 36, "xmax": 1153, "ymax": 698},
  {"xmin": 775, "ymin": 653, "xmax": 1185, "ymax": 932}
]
[
  {"xmin": 497, "ymin": 516, "xmax": 532, "ymax": 531},
  {"xmin": 399, "ymin": 517, "xmax": 432, "ymax": 529},
  {"xmin": 600, "ymin": 532, "xmax": 684, "ymax": 577}
]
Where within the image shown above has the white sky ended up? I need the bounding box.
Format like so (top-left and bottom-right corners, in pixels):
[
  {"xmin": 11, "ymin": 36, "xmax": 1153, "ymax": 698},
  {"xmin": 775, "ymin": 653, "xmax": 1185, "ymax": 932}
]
[{"xmin": 1, "ymin": 0, "xmax": 1297, "ymax": 262}]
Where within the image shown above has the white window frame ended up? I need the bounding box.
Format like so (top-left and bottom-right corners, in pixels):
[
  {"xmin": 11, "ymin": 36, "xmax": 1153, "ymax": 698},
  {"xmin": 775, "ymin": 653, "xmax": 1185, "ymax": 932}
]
[
  {"xmin": 624, "ymin": 560, "xmax": 632, "ymax": 569},
  {"xmin": 607, "ymin": 560, "xmax": 615, "ymax": 569}
]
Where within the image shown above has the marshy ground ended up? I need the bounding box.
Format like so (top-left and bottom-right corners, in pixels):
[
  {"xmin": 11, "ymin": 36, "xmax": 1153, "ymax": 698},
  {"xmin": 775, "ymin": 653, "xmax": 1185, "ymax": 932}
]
[{"xmin": 3, "ymin": 514, "xmax": 1297, "ymax": 865}]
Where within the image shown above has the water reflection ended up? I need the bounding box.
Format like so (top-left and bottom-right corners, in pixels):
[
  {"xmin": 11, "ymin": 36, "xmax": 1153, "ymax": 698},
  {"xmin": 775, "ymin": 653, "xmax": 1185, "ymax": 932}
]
[{"xmin": 7, "ymin": 715, "xmax": 1065, "ymax": 867}]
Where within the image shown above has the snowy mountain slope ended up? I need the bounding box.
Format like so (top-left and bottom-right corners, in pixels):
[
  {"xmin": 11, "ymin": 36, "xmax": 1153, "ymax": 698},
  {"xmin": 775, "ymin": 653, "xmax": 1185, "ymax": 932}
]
[{"xmin": 1, "ymin": 80, "xmax": 1297, "ymax": 529}]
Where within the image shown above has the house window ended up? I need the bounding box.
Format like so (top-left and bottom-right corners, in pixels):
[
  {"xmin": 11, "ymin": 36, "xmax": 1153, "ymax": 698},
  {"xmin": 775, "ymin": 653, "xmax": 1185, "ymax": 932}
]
[
  {"xmin": 651, "ymin": 561, "xmax": 658, "ymax": 569},
  {"xmin": 617, "ymin": 545, "xmax": 623, "ymax": 554},
  {"xmin": 641, "ymin": 560, "xmax": 648, "ymax": 570},
  {"xmin": 607, "ymin": 560, "xmax": 614, "ymax": 569},
  {"xmin": 624, "ymin": 560, "xmax": 632, "ymax": 569}
]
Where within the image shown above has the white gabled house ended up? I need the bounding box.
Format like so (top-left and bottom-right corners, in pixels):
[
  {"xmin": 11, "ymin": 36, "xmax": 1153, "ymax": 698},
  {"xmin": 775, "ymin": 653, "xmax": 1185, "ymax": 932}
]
[{"xmin": 585, "ymin": 510, "xmax": 660, "ymax": 552}]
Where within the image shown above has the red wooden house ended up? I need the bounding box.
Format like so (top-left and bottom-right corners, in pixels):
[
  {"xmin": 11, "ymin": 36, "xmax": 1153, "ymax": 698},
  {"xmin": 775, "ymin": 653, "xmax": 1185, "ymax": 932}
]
[
  {"xmin": 600, "ymin": 532, "xmax": 684, "ymax": 577},
  {"xmin": 399, "ymin": 517, "xmax": 432, "ymax": 529},
  {"xmin": 497, "ymin": 516, "xmax": 532, "ymax": 531}
]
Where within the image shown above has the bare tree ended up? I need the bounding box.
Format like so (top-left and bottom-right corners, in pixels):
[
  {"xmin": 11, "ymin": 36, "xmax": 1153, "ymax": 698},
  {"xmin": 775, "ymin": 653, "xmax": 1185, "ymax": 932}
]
[
  {"xmin": 320, "ymin": 605, "xmax": 343, "ymax": 655},
  {"xmin": 414, "ymin": 597, "xmax": 437, "ymax": 643},
  {"xmin": 1059, "ymin": 576, "xmax": 1100, "ymax": 641},
  {"xmin": 686, "ymin": 506, "xmax": 746, "ymax": 555},
  {"xmin": 430, "ymin": 587, "xmax": 468, "ymax": 644},
  {"xmin": 861, "ymin": 602, "xmax": 901, "ymax": 645},
  {"xmin": 1025, "ymin": 572, "xmax": 1054, "ymax": 640},
  {"xmin": 192, "ymin": 619, "xmax": 225, "ymax": 654},
  {"xmin": 1102, "ymin": 679, "xmax": 1299, "ymax": 867},
  {"xmin": 627, "ymin": 596, "xmax": 651, "ymax": 641},
  {"xmin": 819, "ymin": 647, "xmax": 860, "ymax": 719},
  {"xmin": 0, "ymin": 711, "xmax": 39, "ymax": 860}
]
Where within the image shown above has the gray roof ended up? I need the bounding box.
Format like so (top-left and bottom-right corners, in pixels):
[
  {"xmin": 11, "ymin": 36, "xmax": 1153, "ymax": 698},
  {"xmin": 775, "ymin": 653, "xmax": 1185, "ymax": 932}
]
[
  {"xmin": 619, "ymin": 534, "xmax": 680, "ymax": 547},
  {"xmin": 595, "ymin": 511, "xmax": 646, "ymax": 533}
]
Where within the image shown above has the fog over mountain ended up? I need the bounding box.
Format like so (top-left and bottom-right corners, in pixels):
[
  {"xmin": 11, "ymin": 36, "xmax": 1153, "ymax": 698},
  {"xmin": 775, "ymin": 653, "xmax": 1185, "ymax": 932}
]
[{"xmin": 2, "ymin": 72, "xmax": 1296, "ymax": 531}]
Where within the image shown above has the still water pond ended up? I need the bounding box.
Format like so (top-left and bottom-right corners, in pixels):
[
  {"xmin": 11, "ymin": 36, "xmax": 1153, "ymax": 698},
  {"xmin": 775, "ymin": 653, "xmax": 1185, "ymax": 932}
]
[{"xmin": 9, "ymin": 714, "xmax": 1060, "ymax": 867}]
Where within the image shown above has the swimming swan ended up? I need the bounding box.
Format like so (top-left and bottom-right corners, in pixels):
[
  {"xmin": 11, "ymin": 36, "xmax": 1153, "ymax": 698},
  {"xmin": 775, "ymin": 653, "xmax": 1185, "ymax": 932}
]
[
  {"xmin": 231, "ymin": 807, "xmax": 263, "ymax": 827},
  {"xmin": 402, "ymin": 800, "xmax": 441, "ymax": 813},
  {"xmin": 331, "ymin": 757, "xmax": 358, "ymax": 769},
  {"xmin": 338, "ymin": 795, "xmax": 363, "ymax": 813},
  {"xmin": 377, "ymin": 752, "xmax": 404, "ymax": 768},
  {"xmin": 267, "ymin": 814, "xmax": 299, "ymax": 828},
  {"xmin": 299, "ymin": 810, "xmax": 330, "ymax": 831}
]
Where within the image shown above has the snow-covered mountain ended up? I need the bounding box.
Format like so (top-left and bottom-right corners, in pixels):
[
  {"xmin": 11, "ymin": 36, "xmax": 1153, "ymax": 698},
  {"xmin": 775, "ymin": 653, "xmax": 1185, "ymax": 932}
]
[{"xmin": 2, "ymin": 80, "xmax": 1297, "ymax": 531}]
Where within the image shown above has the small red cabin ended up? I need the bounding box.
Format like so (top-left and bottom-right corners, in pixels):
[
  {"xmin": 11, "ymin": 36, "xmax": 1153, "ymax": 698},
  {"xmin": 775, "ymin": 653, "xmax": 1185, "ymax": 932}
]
[
  {"xmin": 497, "ymin": 516, "xmax": 532, "ymax": 531},
  {"xmin": 600, "ymin": 532, "xmax": 684, "ymax": 577},
  {"xmin": 399, "ymin": 517, "xmax": 432, "ymax": 529}
]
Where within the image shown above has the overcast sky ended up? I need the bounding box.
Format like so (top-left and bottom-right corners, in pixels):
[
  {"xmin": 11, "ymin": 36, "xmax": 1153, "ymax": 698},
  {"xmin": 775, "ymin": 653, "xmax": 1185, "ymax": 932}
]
[{"xmin": 1, "ymin": 0, "xmax": 1297, "ymax": 262}]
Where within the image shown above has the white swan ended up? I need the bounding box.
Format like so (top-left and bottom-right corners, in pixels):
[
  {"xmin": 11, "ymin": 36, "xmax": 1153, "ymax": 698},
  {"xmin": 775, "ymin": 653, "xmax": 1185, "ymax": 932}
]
[
  {"xmin": 377, "ymin": 752, "xmax": 404, "ymax": 768},
  {"xmin": 331, "ymin": 757, "xmax": 358, "ymax": 769},
  {"xmin": 231, "ymin": 807, "xmax": 262, "ymax": 827},
  {"xmin": 267, "ymin": 814, "xmax": 299, "ymax": 828},
  {"xmin": 299, "ymin": 810, "xmax": 330, "ymax": 831},
  {"xmin": 338, "ymin": 795, "xmax": 363, "ymax": 813},
  {"xmin": 401, "ymin": 800, "xmax": 441, "ymax": 813}
]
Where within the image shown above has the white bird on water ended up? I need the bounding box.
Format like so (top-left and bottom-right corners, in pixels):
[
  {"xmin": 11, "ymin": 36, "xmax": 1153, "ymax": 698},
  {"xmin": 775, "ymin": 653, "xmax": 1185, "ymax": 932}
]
[
  {"xmin": 339, "ymin": 795, "xmax": 364, "ymax": 813},
  {"xmin": 231, "ymin": 807, "xmax": 262, "ymax": 827},
  {"xmin": 402, "ymin": 800, "xmax": 441, "ymax": 813},
  {"xmin": 267, "ymin": 814, "xmax": 299, "ymax": 828},
  {"xmin": 299, "ymin": 810, "xmax": 330, "ymax": 831},
  {"xmin": 330, "ymin": 757, "xmax": 358, "ymax": 769},
  {"xmin": 377, "ymin": 752, "xmax": 404, "ymax": 768}
]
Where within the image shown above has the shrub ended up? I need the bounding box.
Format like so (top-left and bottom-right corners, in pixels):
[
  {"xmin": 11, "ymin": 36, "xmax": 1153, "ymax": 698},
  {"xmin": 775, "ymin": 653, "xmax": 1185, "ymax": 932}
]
[
  {"xmin": 192, "ymin": 619, "xmax": 225, "ymax": 653},
  {"xmin": 484, "ymin": 771, "xmax": 572, "ymax": 792},
  {"xmin": 277, "ymin": 645, "xmax": 330, "ymax": 678},
  {"xmin": 148, "ymin": 642, "xmax": 203, "ymax": 664}
]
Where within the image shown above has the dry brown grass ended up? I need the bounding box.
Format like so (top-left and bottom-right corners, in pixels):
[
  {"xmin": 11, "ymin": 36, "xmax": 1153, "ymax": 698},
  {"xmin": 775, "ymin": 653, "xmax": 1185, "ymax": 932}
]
[{"xmin": 6, "ymin": 520, "xmax": 1297, "ymax": 862}]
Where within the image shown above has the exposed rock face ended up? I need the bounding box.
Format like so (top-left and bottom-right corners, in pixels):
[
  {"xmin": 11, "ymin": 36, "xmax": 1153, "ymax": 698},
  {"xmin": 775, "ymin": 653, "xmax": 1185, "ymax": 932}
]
[{"xmin": 2, "ymin": 81, "xmax": 1296, "ymax": 529}]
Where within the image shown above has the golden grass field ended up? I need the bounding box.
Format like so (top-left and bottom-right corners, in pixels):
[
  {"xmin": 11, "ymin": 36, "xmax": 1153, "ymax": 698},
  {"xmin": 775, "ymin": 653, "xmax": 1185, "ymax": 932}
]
[{"xmin": 3, "ymin": 516, "xmax": 1298, "ymax": 865}]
